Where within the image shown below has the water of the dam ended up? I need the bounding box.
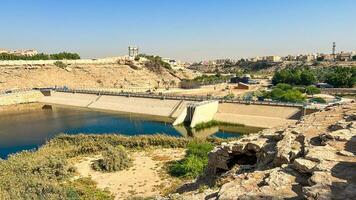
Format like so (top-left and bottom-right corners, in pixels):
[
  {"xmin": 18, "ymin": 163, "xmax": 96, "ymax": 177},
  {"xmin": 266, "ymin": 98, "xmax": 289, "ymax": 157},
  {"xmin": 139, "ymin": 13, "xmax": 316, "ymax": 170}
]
[{"xmin": 0, "ymin": 104, "xmax": 263, "ymax": 159}]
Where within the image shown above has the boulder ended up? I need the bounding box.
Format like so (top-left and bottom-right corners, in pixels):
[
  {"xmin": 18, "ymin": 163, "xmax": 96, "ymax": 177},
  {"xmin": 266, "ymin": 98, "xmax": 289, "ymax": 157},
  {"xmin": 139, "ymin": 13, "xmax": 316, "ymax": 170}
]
[
  {"xmin": 292, "ymin": 158, "xmax": 318, "ymax": 173},
  {"xmin": 65, "ymin": 67, "xmax": 72, "ymax": 72},
  {"xmin": 328, "ymin": 121, "xmax": 350, "ymax": 131},
  {"xmin": 273, "ymin": 131, "xmax": 302, "ymax": 166},
  {"xmin": 326, "ymin": 129, "xmax": 355, "ymax": 142},
  {"xmin": 217, "ymin": 168, "xmax": 299, "ymax": 200}
]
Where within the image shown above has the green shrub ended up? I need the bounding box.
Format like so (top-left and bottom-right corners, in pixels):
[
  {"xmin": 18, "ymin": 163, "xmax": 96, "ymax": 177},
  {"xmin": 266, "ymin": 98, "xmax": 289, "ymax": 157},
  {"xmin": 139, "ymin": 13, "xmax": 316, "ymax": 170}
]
[
  {"xmin": 310, "ymin": 97, "xmax": 326, "ymax": 104},
  {"xmin": 325, "ymin": 66, "xmax": 356, "ymax": 88},
  {"xmin": 264, "ymin": 87, "xmax": 306, "ymax": 103},
  {"xmin": 54, "ymin": 61, "xmax": 67, "ymax": 69},
  {"xmin": 194, "ymin": 120, "xmax": 244, "ymax": 131},
  {"xmin": 272, "ymin": 66, "xmax": 356, "ymax": 88},
  {"xmin": 92, "ymin": 146, "xmax": 132, "ymax": 172},
  {"xmin": 272, "ymin": 68, "xmax": 316, "ymax": 86},
  {"xmin": 223, "ymin": 93, "xmax": 235, "ymax": 100},
  {"xmin": 305, "ymin": 85, "xmax": 321, "ymax": 95},
  {"xmin": 65, "ymin": 177, "xmax": 114, "ymax": 200},
  {"xmin": 279, "ymin": 89, "xmax": 306, "ymax": 103},
  {"xmin": 0, "ymin": 52, "xmax": 80, "ymax": 60},
  {"xmin": 138, "ymin": 54, "xmax": 172, "ymax": 71},
  {"xmin": 168, "ymin": 141, "xmax": 213, "ymax": 178},
  {"xmin": 276, "ymin": 83, "xmax": 293, "ymax": 91}
]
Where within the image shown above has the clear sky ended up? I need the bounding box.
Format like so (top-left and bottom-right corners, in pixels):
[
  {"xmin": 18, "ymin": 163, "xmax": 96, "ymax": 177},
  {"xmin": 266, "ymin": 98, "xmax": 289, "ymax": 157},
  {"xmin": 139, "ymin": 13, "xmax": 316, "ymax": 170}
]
[{"xmin": 1, "ymin": 0, "xmax": 355, "ymax": 61}]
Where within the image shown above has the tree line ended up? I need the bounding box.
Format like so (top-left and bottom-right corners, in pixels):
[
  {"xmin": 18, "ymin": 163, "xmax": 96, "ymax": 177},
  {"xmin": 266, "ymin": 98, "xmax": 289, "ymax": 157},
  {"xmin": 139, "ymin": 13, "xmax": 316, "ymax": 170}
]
[
  {"xmin": 0, "ymin": 52, "xmax": 80, "ymax": 60},
  {"xmin": 272, "ymin": 66, "xmax": 356, "ymax": 88}
]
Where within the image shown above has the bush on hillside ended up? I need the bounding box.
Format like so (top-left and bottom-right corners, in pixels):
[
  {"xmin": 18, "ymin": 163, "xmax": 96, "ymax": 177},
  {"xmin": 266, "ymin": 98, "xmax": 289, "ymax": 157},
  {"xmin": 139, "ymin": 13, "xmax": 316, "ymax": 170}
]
[
  {"xmin": 92, "ymin": 146, "xmax": 132, "ymax": 172},
  {"xmin": 138, "ymin": 54, "xmax": 172, "ymax": 72},
  {"xmin": 264, "ymin": 84, "xmax": 306, "ymax": 103},
  {"xmin": 180, "ymin": 79, "xmax": 200, "ymax": 89},
  {"xmin": 193, "ymin": 73, "xmax": 231, "ymax": 85},
  {"xmin": 54, "ymin": 61, "xmax": 67, "ymax": 69},
  {"xmin": 272, "ymin": 68, "xmax": 316, "ymax": 86},
  {"xmin": 0, "ymin": 52, "xmax": 80, "ymax": 60},
  {"xmin": 325, "ymin": 66, "xmax": 356, "ymax": 88},
  {"xmin": 310, "ymin": 97, "xmax": 326, "ymax": 104},
  {"xmin": 305, "ymin": 85, "xmax": 321, "ymax": 95},
  {"xmin": 65, "ymin": 177, "xmax": 113, "ymax": 200},
  {"xmin": 223, "ymin": 93, "xmax": 235, "ymax": 100},
  {"xmin": 168, "ymin": 141, "xmax": 214, "ymax": 178},
  {"xmin": 276, "ymin": 83, "xmax": 293, "ymax": 91},
  {"xmin": 272, "ymin": 66, "xmax": 356, "ymax": 88}
]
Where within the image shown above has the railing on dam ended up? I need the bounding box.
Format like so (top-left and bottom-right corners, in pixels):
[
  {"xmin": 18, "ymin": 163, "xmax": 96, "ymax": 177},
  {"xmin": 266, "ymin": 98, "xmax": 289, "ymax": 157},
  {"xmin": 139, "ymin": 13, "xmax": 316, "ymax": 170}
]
[
  {"xmin": 0, "ymin": 88, "xmax": 33, "ymax": 96},
  {"xmin": 321, "ymin": 88, "xmax": 356, "ymax": 95},
  {"xmin": 48, "ymin": 87, "xmax": 305, "ymax": 108}
]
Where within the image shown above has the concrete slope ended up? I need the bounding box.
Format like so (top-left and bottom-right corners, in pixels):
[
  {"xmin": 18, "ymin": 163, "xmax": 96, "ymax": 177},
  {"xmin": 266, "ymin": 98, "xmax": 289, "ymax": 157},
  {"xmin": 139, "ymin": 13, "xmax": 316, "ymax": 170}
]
[
  {"xmin": 214, "ymin": 103, "xmax": 301, "ymax": 128},
  {"xmin": 39, "ymin": 92, "xmax": 98, "ymax": 107},
  {"xmin": 40, "ymin": 92, "xmax": 185, "ymax": 117}
]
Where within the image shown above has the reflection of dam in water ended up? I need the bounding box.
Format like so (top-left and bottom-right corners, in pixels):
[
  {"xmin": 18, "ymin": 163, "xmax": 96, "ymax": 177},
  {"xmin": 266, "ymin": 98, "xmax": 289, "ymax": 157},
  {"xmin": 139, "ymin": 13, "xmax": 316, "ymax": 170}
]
[
  {"xmin": 173, "ymin": 125, "xmax": 263, "ymax": 139},
  {"xmin": 0, "ymin": 104, "xmax": 260, "ymax": 159}
]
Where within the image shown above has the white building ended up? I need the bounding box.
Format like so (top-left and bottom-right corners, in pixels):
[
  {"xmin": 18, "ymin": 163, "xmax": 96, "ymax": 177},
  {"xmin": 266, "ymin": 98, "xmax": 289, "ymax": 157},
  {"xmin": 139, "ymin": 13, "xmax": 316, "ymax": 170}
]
[
  {"xmin": 128, "ymin": 46, "xmax": 139, "ymax": 57},
  {"xmin": 0, "ymin": 49, "xmax": 9, "ymax": 54},
  {"xmin": 265, "ymin": 56, "xmax": 281, "ymax": 62}
]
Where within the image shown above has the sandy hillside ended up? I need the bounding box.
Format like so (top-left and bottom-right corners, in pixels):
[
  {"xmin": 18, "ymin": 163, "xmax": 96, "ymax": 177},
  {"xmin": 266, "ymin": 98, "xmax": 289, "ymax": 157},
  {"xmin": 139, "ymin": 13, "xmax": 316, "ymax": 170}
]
[{"xmin": 0, "ymin": 64, "xmax": 196, "ymax": 90}]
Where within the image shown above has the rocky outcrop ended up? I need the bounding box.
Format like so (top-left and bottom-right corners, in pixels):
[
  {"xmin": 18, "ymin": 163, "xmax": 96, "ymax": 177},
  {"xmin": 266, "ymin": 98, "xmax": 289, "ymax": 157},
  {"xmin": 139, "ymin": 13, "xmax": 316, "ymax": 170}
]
[{"xmin": 174, "ymin": 102, "xmax": 356, "ymax": 199}]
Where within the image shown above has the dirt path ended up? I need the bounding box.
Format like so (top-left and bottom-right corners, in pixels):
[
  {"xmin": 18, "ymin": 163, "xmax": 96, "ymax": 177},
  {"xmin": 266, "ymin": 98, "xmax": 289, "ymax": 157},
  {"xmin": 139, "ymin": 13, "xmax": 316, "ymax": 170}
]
[{"xmin": 74, "ymin": 148, "xmax": 185, "ymax": 199}]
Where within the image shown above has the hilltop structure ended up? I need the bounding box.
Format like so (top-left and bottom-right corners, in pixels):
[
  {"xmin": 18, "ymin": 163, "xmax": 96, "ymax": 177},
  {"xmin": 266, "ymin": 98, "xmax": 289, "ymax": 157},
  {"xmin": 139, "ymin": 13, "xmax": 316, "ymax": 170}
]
[
  {"xmin": 128, "ymin": 46, "xmax": 139, "ymax": 58},
  {"xmin": 0, "ymin": 49, "xmax": 38, "ymax": 56}
]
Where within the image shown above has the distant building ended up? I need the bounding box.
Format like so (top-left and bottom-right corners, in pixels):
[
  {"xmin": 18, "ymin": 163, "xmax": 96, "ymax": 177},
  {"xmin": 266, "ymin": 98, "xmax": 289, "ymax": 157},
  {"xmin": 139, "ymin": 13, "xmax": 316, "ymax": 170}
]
[
  {"xmin": 0, "ymin": 49, "xmax": 9, "ymax": 54},
  {"xmin": 285, "ymin": 55, "xmax": 297, "ymax": 61},
  {"xmin": 231, "ymin": 74, "xmax": 251, "ymax": 84},
  {"xmin": 251, "ymin": 56, "xmax": 263, "ymax": 62},
  {"xmin": 337, "ymin": 51, "xmax": 352, "ymax": 61},
  {"xmin": 298, "ymin": 54, "xmax": 316, "ymax": 62},
  {"xmin": 236, "ymin": 82, "xmax": 250, "ymax": 90},
  {"xmin": 265, "ymin": 56, "xmax": 281, "ymax": 62},
  {"xmin": 0, "ymin": 49, "xmax": 37, "ymax": 56},
  {"xmin": 320, "ymin": 54, "xmax": 334, "ymax": 61},
  {"xmin": 163, "ymin": 58, "xmax": 177, "ymax": 66},
  {"xmin": 128, "ymin": 46, "xmax": 139, "ymax": 57},
  {"xmin": 215, "ymin": 59, "xmax": 229, "ymax": 65},
  {"xmin": 21, "ymin": 49, "xmax": 38, "ymax": 56}
]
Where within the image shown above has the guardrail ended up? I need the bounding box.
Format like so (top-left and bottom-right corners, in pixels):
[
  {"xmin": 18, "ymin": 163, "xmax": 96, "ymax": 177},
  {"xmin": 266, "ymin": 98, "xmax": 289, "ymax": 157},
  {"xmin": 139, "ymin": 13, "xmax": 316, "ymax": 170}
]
[
  {"xmin": 51, "ymin": 87, "xmax": 305, "ymax": 108},
  {"xmin": 0, "ymin": 88, "xmax": 33, "ymax": 96},
  {"xmin": 321, "ymin": 88, "xmax": 356, "ymax": 95}
]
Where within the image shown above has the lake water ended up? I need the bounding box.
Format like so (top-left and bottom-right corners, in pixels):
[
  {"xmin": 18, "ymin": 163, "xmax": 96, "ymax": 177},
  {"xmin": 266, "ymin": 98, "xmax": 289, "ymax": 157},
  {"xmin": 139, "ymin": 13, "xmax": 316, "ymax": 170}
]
[{"xmin": 0, "ymin": 104, "xmax": 263, "ymax": 159}]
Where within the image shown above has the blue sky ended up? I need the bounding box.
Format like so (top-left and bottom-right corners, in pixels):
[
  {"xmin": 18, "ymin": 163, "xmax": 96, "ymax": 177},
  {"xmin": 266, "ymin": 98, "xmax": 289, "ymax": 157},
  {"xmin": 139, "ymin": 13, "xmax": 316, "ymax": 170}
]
[{"xmin": 1, "ymin": 0, "xmax": 355, "ymax": 61}]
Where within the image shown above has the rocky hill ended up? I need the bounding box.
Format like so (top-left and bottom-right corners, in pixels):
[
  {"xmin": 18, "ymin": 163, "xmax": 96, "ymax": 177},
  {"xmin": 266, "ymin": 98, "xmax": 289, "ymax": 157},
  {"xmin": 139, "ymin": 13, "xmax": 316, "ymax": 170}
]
[
  {"xmin": 0, "ymin": 63, "xmax": 196, "ymax": 91},
  {"xmin": 171, "ymin": 102, "xmax": 356, "ymax": 199}
]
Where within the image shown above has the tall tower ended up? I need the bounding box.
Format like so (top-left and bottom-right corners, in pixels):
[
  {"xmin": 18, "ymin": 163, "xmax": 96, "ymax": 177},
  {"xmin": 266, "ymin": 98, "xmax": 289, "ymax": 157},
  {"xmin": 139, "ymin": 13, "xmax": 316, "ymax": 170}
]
[{"xmin": 332, "ymin": 42, "xmax": 336, "ymax": 61}]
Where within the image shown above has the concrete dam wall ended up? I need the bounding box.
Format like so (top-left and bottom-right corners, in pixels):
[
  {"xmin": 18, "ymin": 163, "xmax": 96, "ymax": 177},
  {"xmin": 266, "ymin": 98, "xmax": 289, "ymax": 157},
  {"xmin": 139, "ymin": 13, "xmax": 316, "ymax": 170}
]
[
  {"xmin": 214, "ymin": 103, "xmax": 301, "ymax": 128},
  {"xmin": 39, "ymin": 92, "xmax": 189, "ymax": 118},
  {"xmin": 38, "ymin": 92, "xmax": 302, "ymax": 128},
  {"xmin": 173, "ymin": 101, "xmax": 219, "ymax": 128},
  {"xmin": 0, "ymin": 91, "xmax": 44, "ymax": 106}
]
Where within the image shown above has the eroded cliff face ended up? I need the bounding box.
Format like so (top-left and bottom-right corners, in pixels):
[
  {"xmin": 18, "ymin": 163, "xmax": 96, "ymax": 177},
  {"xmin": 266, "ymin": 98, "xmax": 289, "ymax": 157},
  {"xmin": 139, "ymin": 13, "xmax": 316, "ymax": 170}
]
[
  {"xmin": 170, "ymin": 102, "xmax": 356, "ymax": 200},
  {"xmin": 0, "ymin": 64, "xmax": 196, "ymax": 90}
]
